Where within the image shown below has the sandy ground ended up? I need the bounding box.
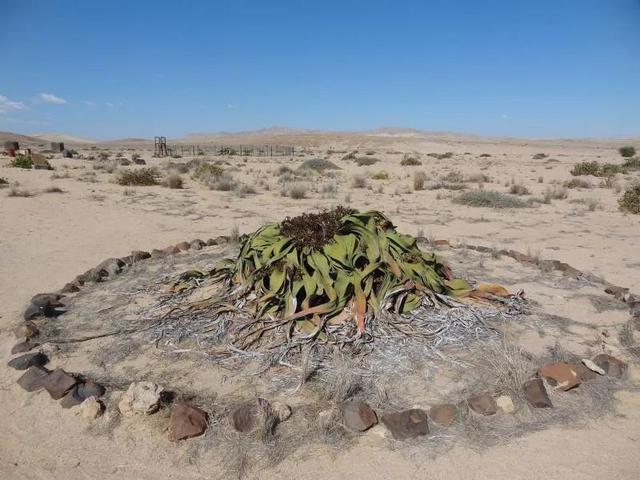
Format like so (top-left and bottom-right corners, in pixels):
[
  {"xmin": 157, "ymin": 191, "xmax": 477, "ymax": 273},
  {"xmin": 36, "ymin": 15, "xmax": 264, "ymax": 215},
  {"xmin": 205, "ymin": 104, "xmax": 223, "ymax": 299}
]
[{"xmin": 1, "ymin": 131, "xmax": 639, "ymax": 479}]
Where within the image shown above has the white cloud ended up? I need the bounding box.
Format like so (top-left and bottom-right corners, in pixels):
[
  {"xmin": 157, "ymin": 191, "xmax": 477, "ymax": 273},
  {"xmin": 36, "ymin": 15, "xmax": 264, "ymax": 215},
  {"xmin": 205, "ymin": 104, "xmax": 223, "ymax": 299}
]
[
  {"xmin": 227, "ymin": 103, "xmax": 237, "ymax": 109},
  {"xmin": 0, "ymin": 95, "xmax": 26, "ymax": 114},
  {"xmin": 38, "ymin": 93, "xmax": 67, "ymax": 104},
  {"xmin": 84, "ymin": 100, "xmax": 96, "ymax": 107},
  {"xmin": 105, "ymin": 102, "xmax": 114, "ymax": 108},
  {"xmin": 501, "ymin": 113, "xmax": 509, "ymax": 119}
]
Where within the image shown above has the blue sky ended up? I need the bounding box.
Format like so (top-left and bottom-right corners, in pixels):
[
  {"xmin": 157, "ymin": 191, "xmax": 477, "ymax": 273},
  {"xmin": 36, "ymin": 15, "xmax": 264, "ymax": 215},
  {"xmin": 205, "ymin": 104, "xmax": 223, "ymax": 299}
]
[{"xmin": 1, "ymin": 0, "xmax": 639, "ymax": 139}]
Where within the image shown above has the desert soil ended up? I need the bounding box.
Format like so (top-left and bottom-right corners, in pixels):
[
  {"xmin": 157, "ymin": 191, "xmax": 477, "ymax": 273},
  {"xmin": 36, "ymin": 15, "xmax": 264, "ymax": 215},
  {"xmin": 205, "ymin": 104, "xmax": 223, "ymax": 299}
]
[{"xmin": 1, "ymin": 130, "xmax": 639, "ymax": 479}]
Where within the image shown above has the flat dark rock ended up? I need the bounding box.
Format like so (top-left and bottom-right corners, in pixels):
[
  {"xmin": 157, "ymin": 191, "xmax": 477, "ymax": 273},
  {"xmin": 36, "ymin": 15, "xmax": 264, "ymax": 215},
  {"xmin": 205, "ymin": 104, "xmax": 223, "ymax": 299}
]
[
  {"xmin": 77, "ymin": 379, "xmax": 106, "ymax": 399},
  {"xmin": 429, "ymin": 404, "xmax": 457, "ymax": 427},
  {"xmin": 381, "ymin": 409, "xmax": 429, "ymax": 440},
  {"xmin": 17, "ymin": 366, "xmax": 50, "ymax": 392},
  {"xmin": 467, "ymin": 393, "xmax": 498, "ymax": 416},
  {"xmin": 8, "ymin": 352, "xmax": 48, "ymax": 370},
  {"xmin": 11, "ymin": 339, "xmax": 40, "ymax": 354},
  {"xmin": 592, "ymin": 354, "xmax": 627, "ymax": 378},
  {"xmin": 42, "ymin": 368, "xmax": 77, "ymax": 400},
  {"xmin": 523, "ymin": 378, "xmax": 553, "ymax": 408},
  {"xmin": 60, "ymin": 386, "xmax": 84, "ymax": 409}
]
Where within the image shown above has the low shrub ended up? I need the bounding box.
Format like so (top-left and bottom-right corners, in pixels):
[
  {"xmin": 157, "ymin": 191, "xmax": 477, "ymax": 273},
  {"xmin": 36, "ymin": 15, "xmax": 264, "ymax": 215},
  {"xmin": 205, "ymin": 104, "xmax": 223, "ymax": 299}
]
[
  {"xmin": 623, "ymin": 157, "xmax": 640, "ymax": 170},
  {"xmin": 298, "ymin": 158, "xmax": 340, "ymax": 171},
  {"xmin": 163, "ymin": 173, "xmax": 184, "ymax": 189},
  {"xmin": 427, "ymin": 152, "xmax": 454, "ymax": 159},
  {"xmin": 287, "ymin": 183, "xmax": 307, "ymax": 199},
  {"xmin": 618, "ymin": 183, "xmax": 640, "ymax": 214},
  {"xmin": 192, "ymin": 163, "xmax": 224, "ymax": 181},
  {"xmin": 355, "ymin": 157, "xmax": 379, "ymax": 166},
  {"xmin": 0, "ymin": 177, "xmax": 8, "ymax": 185},
  {"xmin": 341, "ymin": 151, "xmax": 357, "ymax": 160},
  {"xmin": 544, "ymin": 185, "xmax": 568, "ymax": 202},
  {"xmin": 509, "ymin": 184, "xmax": 530, "ymax": 195},
  {"xmin": 413, "ymin": 171, "xmax": 428, "ymax": 191},
  {"xmin": 532, "ymin": 153, "xmax": 548, "ymax": 160},
  {"xmin": 371, "ymin": 171, "xmax": 389, "ymax": 180},
  {"xmin": 564, "ymin": 178, "xmax": 591, "ymax": 189},
  {"xmin": 9, "ymin": 155, "xmax": 33, "ymax": 169},
  {"xmin": 400, "ymin": 155, "xmax": 422, "ymax": 166},
  {"xmin": 115, "ymin": 167, "xmax": 160, "ymax": 186},
  {"xmin": 352, "ymin": 174, "xmax": 367, "ymax": 188},
  {"xmin": 454, "ymin": 190, "xmax": 527, "ymax": 208},
  {"xmin": 571, "ymin": 161, "xmax": 625, "ymax": 177},
  {"xmin": 618, "ymin": 146, "xmax": 636, "ymax": 158}
]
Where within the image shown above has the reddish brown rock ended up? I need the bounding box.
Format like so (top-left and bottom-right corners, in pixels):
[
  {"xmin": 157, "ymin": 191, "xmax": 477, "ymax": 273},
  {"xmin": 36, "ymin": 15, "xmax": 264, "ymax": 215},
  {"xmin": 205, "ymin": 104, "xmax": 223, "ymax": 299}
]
[
  {"xmin": 42, "ymin": 368, "xmax": 77, "ymax": 400},
  {"xmin": 60, "ymin": 282, "xmax": 81, "ymax": 293},
  {"xmin": 30, "ymin": 293, "xmax": 64, "ymax": 308},
  {"xmin": 381, "ymin": 409, "xmax": 429, "ymax": 440},
  {"xmin": 150, "ymin": 249, "xmax": 166, "ymax": 258},
  {"xmin": 523, "ymin": 378, "xmax": 553, "ymax": 408},
  {"xmin": 175, "ymin": 241, "xmax": 190, "ymax": 252},
  {"xmin": 572, "ymin": 362, "xmax": 598, "ymax": 382},
  {"xmin": 131, "ymin": 250, "xmax": 151, "ymax": 262},
  {"xmin": 537, "ymin": 362, "xmax": 581, "ymax": 390},
  {"xmin": 17, "ymin": 366, "xmax": 50, "ymax": 392},
  {"xmin": 163, "ymin": 245, "xmax": 181, "ymax": 255},
  {"xmin": 592, "ymin": 354, "xmax": 627, "ymax": 378},
  {"xmin": 341, "ymin": 400, "xmax": 377, "ymax": 432},
  {"xmin": 168, "ymin": 402, "xmax": 209, "ymax": 441},
  {"xmin": 13, "ymin": 321, "xmax": 39, "ymax": 339},
  {"xmin": 467, "ymin": 393, "xmax": 498, "ymax": 416},
  {"xmin": 429, "ymin": 404, "xmax": 457, "ymax": 426}
]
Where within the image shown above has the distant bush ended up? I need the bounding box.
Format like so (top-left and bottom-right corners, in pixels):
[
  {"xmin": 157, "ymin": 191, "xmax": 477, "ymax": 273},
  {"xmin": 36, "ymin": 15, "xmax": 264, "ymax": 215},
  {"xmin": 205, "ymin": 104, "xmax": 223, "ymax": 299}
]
[
  {"xmin": 115, "ymin": 167, "xmax": 160, "ymax": 186},
  {"xmin": 532, "ymin": 153, "xmax": 548, "ymax": 160},
  {"xmin": 10, "ymin": 155, "xmax": 33, "ymax": 169},
  {"xmin": 564, "ymin": 178, "xmax": 591, "ymax": 189},
  {"xmin": 454, "ymin": 190, "xmax": 527, "ymax": 208},
  {"xmin": 287, "ymin": 183, "xmax": 307, "ymax": 199},
  {"xmin": 341, "ymin": 151, "xmax": 357, "ymax": 160},
  {"xmin": 352, "ymin": 174, "xmax": 367, "ymax": 188},
  {"xmin": 623, "ymin": 157, "xmax": 640, "ymax": 170},
  {"xmin": 192, "ymin": 163, "xmax": 224, "ymax": 183},
  {"xmin": 0, "ymin": 177, "xmax": 9, "ymax": 185},
  {"xmin": 544, "ymin": 185, "xmax": 568, "ymax": 202},
  {"xmin": 163, "ymin": 173, "xmax": 184, "ymax": 189},
  {"xmin": 618, "ymin": 183, "xmax": 640, "ymax": 214},
  {"xmin": 208, "ymin": 174, "xmax": 237, "ymax": 191},
  {"xmin": 355, "ymin": 157, "xmax": 379, "ymax": 166},
  {"xmin": 571, "ymin": 161, "xmax": 625, "ymax": 177},
  {"xmin": 298, "ymin": 158, "xmax": 340, "ymax": 171},
  {"xmin": 371, "ymin": 171, "xmax": 389, "ymax": 180},
  {"xmin": 509, "ymin": 184, "xmax": 530, "ymax": 195},
  {"xmin": 427, "ymin": 152, "xmax": 454, "ymax": 159},
  {"xmin": 413, "ymin": 171, "xmax": 428, "ymax": 191},
  {"xmin": 618, "ymin": 146, "xmax": 636, "ymax": 158},
  {"xmin": 400, "ymin": 155, "xmax": 422, "ymax": 166}
]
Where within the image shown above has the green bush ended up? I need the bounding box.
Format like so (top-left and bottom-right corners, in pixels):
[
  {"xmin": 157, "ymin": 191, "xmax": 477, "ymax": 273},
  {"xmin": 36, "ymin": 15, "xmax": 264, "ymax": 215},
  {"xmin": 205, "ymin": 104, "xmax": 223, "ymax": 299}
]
[
  {"xmin": 571, "ymin": 161, "xmax": 626, "ymax": 177},
  {"xmin": 115, "ymin": 167, "xmax": 160, "ymax": 186},
  {"xmin": 370, "ymin": 171, "xmax": 389, "ymax": 180},
  {"xmin": 618, "ymin": 146, "xmax": 636, "ymax": 158},
  {"xmin": 454, "ymin": 190, "xmax": 528, "ymax": 208},
  {"xmin": 618, "ymin": 183, "xmax": 640, "ymax": 214},
  {"xmin": 9, "ymin": 155, "xmax": 33, "ymax": 169},
  {"xmin": 192, "ymin": 163, "xmax": 224, "ymax": 181}
]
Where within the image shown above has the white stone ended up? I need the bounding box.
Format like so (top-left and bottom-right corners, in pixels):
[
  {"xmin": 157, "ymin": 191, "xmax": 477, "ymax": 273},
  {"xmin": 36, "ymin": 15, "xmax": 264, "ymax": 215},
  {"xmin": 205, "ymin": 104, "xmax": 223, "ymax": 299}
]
[
  {"xmin": 118, "ymin": 381, "xmax": 164, "ymax": 416},
  {"xmin": 271, "ymin": 401, "xmax": 292, "ymax": 422},
  {"xmin": 79, "ymin": 396, "xmax": 104, "ymax": 420},
  {"xmin": 582, "ymin": 358, "xmax": 605, "ymax": 375},
  {"xmin": 496, "ymin": 395, "xmax": 515, "ymax": 414}
]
